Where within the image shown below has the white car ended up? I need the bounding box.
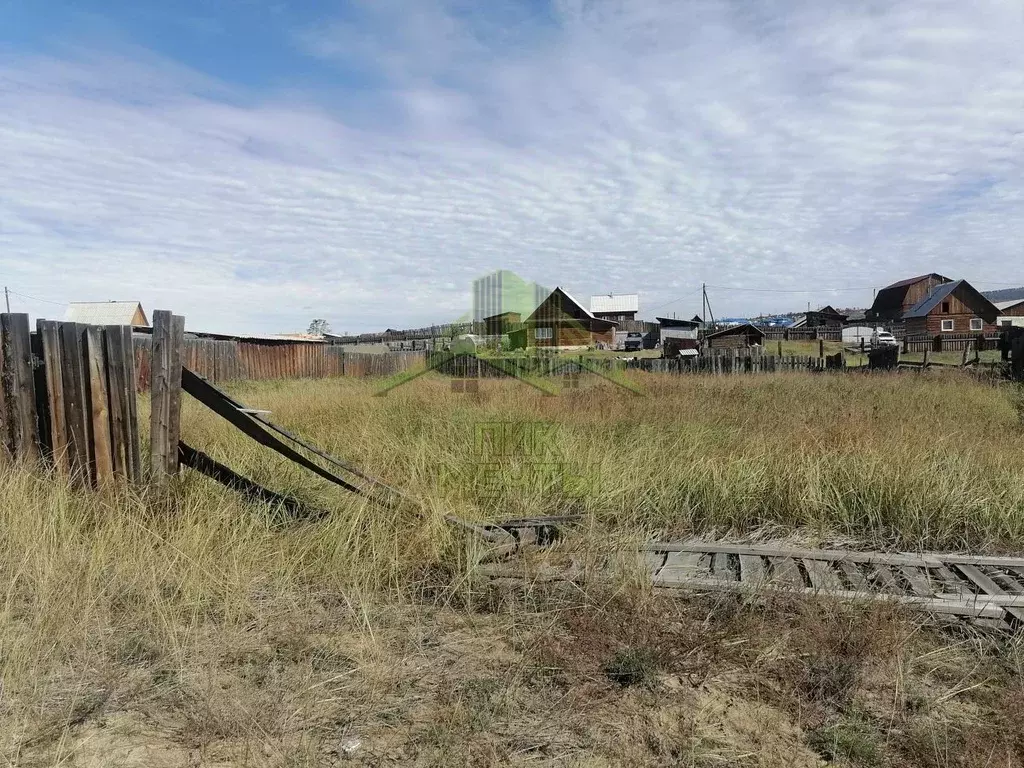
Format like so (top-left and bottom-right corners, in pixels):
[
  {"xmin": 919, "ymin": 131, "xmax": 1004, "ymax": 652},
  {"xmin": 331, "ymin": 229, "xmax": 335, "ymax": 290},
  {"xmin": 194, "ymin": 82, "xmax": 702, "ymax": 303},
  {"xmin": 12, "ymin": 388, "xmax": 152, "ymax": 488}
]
[{"xmin": 871, "ymin": 331, "xmax": 900, "ymax": 348}]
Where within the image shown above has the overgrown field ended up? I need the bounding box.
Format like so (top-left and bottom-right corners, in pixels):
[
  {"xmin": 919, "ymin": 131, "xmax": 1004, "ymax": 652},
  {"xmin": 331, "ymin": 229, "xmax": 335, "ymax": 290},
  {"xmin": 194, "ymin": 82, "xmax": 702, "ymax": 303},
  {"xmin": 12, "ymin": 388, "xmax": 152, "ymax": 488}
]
[{"xmin": 2, "ymin": 371, "xmax": 1024, "ymax": 766}]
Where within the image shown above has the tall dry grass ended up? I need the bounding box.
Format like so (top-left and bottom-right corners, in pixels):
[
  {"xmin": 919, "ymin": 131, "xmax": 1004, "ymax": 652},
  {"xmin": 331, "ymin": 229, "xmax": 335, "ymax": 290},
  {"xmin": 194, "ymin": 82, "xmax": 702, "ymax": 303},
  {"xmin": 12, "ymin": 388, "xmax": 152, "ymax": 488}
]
[
  {"xmin": 182, "ymin": 370, "xmax": 1024, "ymax": 551},
  {"xmin": 2, "ymin": 370, "xmax": 1023, "ymax": 765}
]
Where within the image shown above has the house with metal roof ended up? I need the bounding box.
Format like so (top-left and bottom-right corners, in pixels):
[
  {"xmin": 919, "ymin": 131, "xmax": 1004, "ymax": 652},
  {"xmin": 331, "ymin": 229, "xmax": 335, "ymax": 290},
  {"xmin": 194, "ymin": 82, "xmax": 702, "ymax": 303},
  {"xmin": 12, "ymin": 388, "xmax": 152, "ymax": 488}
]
[
  {"xmin": 590, "ymin": 293, "xmax": 639, "ymax": 323},
  {"xmin": 64, "ymin": 301, "xmax": 149, "ymax": 327},
  {"xmin": 867, "ymin": 274, "xmax": 952, "ymax": 322},
  {"xmin": 995, "ymin": 299, "xmax": 1024, "ymax": 329},
  {"xmin": 902, "ymin": 280, "xmax": 998, "ymax": 337}
]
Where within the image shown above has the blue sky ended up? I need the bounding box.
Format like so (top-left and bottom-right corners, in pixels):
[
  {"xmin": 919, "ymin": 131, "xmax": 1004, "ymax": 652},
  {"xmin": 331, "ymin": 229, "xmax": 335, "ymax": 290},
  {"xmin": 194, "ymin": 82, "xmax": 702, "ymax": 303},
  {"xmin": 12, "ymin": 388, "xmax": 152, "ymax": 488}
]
[{"xmin": 1, "ymin": 0, "xmax": 1023, "ymax": 333}]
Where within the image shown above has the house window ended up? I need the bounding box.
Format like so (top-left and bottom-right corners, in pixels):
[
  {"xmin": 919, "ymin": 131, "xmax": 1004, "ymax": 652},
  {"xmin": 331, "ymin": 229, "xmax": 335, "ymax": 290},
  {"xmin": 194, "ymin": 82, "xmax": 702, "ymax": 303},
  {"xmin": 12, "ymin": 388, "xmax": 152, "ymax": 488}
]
[
  {"xmin": 941, "ymin": 302, "xmax": 950, "ymax": 313},
  {"xmin": 534, "ymin": 327, "xmax": 553, "ymax": 340},
  {"xmin": 1004, "ymin": 320, "xmax": 1013, "ymax": 328},
  {"xmin": 970, "ymin": 318, "xmax": 983, "ymax": 331},
  {"xmin": 941, "ymin": 319, "xmax": 954, "ymax": 332}
]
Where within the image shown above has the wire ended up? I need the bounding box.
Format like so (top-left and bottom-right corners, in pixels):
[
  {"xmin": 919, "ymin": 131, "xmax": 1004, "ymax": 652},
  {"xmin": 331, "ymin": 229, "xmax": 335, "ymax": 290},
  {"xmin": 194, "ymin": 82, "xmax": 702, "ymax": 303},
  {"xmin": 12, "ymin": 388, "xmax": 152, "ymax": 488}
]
[
  {"xmin": 7, "ymin": 289, "xmax": 65, "ymax": 307},
  {"xmin": 646, "ymin": 287, "xmax": 703, "ymax": 313},
  {"xmin": 704, "ymin": 284, "xmax": 875, "ymax": 294}
]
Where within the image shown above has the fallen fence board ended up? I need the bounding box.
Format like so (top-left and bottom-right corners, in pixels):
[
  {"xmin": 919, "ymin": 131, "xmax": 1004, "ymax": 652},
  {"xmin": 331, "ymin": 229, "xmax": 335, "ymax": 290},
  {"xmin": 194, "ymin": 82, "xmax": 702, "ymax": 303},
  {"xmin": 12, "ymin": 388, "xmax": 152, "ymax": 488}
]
[{"xmin": 180, "ymin": 367, "xmax": 364, "ymax": 496}]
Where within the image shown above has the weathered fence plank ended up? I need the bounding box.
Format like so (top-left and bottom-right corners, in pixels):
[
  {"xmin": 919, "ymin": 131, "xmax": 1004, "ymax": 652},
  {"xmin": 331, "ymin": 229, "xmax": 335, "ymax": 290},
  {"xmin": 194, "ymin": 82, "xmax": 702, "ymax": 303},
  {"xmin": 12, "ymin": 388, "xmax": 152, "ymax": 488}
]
[
  {"xmin": 85, "ymin": 325, "xmax": 114, "ymax": 486},
  {"xmin": 1, "ymin": 313, "xmax": 40, "ymax": 462},
  {"xmin": 150, "ymin": 311, "xmax": 186, "ymax": 481}
]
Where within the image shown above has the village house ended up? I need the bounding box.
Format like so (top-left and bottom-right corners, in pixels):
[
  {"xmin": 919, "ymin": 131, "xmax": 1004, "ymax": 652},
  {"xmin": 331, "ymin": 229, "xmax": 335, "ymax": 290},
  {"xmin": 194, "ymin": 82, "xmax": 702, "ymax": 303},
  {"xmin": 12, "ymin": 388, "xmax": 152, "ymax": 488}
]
[
  {"xmin": 657, "ymin": 317, "xmax": 699, "ymax": 357},
  {"xmin": 704, "ymin": 323, "xmax": 765, "ymax": 349},
  {"xmin": 518, "ymin": 287, "xmax": 617, "ymax": 349},
  {"xmin": 901, "ymin": 280, "xmax": 999, "ymax": 337},
  {"xmin": 64, "ymin": 301, "xmax": 149, "ymax": 327},
  {"xmin": 589, "ymin": 293, "xmax": 639, "ymax": 323},
  {"xmin": 867, "ymin": 274, "xmax": 951, "ymax": 322},
  {"xmin": 995, "ymin": 300, "xmax": 1024, "ymax": 329},
  {"xmin": 799, "ymin": 305, "xmax": 848, "ymax": 329}
]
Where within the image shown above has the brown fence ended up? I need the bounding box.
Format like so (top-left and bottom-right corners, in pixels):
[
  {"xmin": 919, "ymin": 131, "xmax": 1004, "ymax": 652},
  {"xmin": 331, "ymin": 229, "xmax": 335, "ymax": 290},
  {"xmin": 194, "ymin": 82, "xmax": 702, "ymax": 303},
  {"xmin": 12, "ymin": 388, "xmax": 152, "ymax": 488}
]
[
  {"xmin": 903, "ymin": 333, "xmax": 998, "ymax": 353},
  {"xmin": 134, "ymin": 336, "xmax": 425, "ymax": 388},
  {"xmin": 0, "ymin": 314, "xmax": 141, "ymax": 486},
  {"xmin": 629, "ymin": 354, "xmax": 842, "ymax": 374},
  {"xmin": 756, "ymin": 326, "xmax": 842, "ymax": 342},
  {"xmin": 427, "ymin": 351, "xmax": 843, "ymax": 378}
]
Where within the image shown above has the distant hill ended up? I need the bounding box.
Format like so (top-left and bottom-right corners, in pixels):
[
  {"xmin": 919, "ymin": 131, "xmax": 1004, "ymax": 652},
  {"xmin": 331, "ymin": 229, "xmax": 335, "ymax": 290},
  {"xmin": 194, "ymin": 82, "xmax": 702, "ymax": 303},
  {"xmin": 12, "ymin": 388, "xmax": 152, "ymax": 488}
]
[{"xmin": 982, "ymin": 287, "xmax": 1024, "ymax": 303}]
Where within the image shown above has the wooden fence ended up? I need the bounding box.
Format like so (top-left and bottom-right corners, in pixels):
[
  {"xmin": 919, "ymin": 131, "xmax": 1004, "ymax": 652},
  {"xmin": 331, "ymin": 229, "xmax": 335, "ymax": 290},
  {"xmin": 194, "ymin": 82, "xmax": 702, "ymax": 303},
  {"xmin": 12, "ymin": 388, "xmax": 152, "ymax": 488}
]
[
  {"xmin": 428, "ymin": 351, "xmax": 845, "ymax": 378},
  {"xmin": 0, "ymin": 313, "xmax": 141, "ymax": 485},
  {"xmin": 903, "ymin": 333, "xmax": 998, "ymax": 353},
  {"xmin": 628, "ymin": 354, "xmax": 843, "ymax": 374},
  {"xmin": 134, "ymin": 336, "xmax": 425, "ymax": 388}
]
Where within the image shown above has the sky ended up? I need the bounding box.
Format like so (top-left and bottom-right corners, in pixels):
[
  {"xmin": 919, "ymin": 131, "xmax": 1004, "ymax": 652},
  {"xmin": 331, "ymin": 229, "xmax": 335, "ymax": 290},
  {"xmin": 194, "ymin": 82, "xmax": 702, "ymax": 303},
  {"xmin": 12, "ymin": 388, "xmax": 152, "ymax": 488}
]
[{"xmin": 1, "ymin": 0, "xmax": 1022, "ymax": 334}]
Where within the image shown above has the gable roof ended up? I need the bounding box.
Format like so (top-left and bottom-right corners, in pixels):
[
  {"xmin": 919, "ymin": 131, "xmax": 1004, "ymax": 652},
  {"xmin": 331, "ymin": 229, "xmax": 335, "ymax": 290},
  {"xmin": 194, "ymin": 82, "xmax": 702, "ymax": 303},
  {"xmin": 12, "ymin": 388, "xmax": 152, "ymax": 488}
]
[
  {"xmin": 656, "ymin": 316, "xmax": 700, "ymax": 328},
  {"xmin": 590, "ymin": 294, "xmax": 639, "ymax": 314},
  {"xmin": 527, "ymin": 287, "xmax": 611, "ymax": 324},
  {"xmin": 64, "ymin": 301, "xmax": 148, "ymax": 326},
  {"xmin": 705, "ymin": 323, "xmax": 766, "ymax": 339},
  {"xmin": 995, "ymin": 299, "xmax": 1024, "ymax": 312},
  {"xmin": 813, "ymin": 305, "xmax": 847, "ymax": 316},
  {"xmin": 881, "ymin": 273, "xmax": 952, "ymax": 290},
  {"xmin": 903, "ymin": 280, "xmax": 999, "ymax": 321}
]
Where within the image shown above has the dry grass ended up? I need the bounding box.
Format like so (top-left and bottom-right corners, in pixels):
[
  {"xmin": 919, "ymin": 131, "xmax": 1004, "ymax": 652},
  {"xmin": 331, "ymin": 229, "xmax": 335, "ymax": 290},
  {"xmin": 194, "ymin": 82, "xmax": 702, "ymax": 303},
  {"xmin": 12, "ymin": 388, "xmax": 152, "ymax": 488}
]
[{"xmin": 2, "ymin": 370, "xmax": 1024, "ymax": 765}]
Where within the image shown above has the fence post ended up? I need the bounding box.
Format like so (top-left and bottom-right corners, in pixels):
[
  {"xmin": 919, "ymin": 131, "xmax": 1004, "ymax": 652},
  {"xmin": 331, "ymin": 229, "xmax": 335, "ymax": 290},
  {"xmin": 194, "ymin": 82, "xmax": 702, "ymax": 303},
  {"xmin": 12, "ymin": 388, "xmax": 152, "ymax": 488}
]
[
  {"xmin": 0, "ymin": 313, "xmax": 40, "ymax": 462},
  {"xmin": 150, "ymin": 310, "xmax": 185, "ymax": 482},
  {"xmin": 819, "ymin": 339, "xmax": 824, "ymax": 358}
]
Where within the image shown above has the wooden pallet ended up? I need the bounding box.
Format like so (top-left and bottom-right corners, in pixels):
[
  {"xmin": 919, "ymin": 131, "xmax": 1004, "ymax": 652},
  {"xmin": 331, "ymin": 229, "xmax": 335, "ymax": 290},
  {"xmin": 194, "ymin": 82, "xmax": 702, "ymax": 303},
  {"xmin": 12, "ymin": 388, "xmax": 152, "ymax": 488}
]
[{"xmin": 644, "ymin": 543, "xmax": 1024, "ymax": 628}]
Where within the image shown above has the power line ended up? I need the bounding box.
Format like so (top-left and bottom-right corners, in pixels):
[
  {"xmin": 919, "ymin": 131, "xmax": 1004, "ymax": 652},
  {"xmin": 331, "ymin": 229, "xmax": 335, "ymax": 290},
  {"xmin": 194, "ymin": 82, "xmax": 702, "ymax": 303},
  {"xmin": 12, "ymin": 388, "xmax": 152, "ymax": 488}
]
[
  {"xmin": 646, "ymin": 287, "xmax": 703, "ymax": 313},
  {"xmin": 6, "ymin": 289, "xmax": 66, "ymax": 307},
  {"xmin": 704, "ymin": 284, "xmax": 875, "ymax": 294}
]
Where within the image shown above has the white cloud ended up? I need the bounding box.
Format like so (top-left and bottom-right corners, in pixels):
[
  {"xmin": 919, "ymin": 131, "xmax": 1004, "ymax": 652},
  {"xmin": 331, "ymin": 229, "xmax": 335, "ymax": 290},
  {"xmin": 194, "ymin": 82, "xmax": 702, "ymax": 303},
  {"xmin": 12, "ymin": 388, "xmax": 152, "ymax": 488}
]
[{"xmin": 1, "ymin": 0, "xmax": 1023, "ymax": 332}]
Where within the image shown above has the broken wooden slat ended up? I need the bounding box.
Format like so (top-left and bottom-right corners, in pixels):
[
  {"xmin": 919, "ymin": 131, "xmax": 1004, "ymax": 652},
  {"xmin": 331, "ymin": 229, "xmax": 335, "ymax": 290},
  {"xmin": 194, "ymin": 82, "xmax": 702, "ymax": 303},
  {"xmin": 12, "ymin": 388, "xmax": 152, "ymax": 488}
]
[
  {"xmin": 769, "ymin": 557, "xmax": 805, "ymax": 588},
  {"xmin": 930, "ymin": 565, "xmax": 969, "ymax": 596},
  {"xmin": 955, "ymin": 564, "xmax": 1024, "ymax": 624},
  {"xmin": 803, "ymin": 559, "xmax": 843, "ymax": 591},
  {"xmin": 869, "ymin": 565, "xmax": 901, "ymax": 594},
  {"xmin": 900, "ymin": 566, "xmax": 933, "ymax": 596},
  {"xmin": 839, "ymin": 562, "xmax": 870, "ymax": 592},
  {"xmin": 659, "ymin": 551, "xmax": 709, "ymax": 582},
  {"xmin": 739, "ymin": 555, "xmax": 767, "ymax": 586},
  {"xmin": 644, "ymin": 543, "xmax": 941, "ymax": 568},
  {"xmin": 941, "ymin": 555, "xmax": 1024, "ymax": 569},
  {"xmin": 179, "ymin": 441, "xmax": 316, "ymax": 519},
  {"xmin": 712, "ymin": 552, "xmax": 735, "ymax": 580},
  {"xmin": 180, "ymin": 367, "xmax": 364, "ymax": 496},
  {"xmin": 645, "ymin": 577, "xmax": 1007, "ymax": 619}
]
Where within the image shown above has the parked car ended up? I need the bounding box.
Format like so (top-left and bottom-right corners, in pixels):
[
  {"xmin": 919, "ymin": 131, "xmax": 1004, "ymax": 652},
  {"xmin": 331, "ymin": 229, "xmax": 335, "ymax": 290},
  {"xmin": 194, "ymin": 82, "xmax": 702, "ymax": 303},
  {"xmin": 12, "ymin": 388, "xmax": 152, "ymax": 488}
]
[
  {"xmin": 623, "ymin": 332, "xmax": 644, "ymax": 352},
  {"xmin": 871, "ymin": 331, "xmax": 900, "ymax": 348}
]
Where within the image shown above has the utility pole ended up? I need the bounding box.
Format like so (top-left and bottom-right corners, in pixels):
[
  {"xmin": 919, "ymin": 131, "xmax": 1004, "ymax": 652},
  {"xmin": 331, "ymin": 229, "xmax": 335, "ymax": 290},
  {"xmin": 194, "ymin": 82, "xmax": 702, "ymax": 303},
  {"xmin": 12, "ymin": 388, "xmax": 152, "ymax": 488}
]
[{"xmin": 4, "ymin": 286, "xmax": 9, "ymax": 313}]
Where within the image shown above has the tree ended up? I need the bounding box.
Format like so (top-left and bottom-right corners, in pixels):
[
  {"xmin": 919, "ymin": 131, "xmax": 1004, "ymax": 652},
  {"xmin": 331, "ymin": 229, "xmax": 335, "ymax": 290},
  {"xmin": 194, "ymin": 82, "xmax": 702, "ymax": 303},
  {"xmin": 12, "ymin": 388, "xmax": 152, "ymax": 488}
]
[{"xmin": 307, "ymin": 319, "xmax": 332, "ymax": 336}]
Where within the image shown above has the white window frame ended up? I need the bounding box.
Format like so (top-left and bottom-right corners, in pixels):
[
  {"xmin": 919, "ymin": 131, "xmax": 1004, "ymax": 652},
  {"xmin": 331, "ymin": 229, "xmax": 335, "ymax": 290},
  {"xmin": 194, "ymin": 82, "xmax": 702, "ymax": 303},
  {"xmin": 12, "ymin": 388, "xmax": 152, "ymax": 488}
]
[
  {"xmin": 534, "ymin": 326, "xmax": 553, "ymax": 340},
  {"xmin": 969, "ymin": 318, "xmax": 983, "ymax": 331},
  {"xmin": 940, "ymin": 319, "xmax": 954, "ymax": 332}
]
